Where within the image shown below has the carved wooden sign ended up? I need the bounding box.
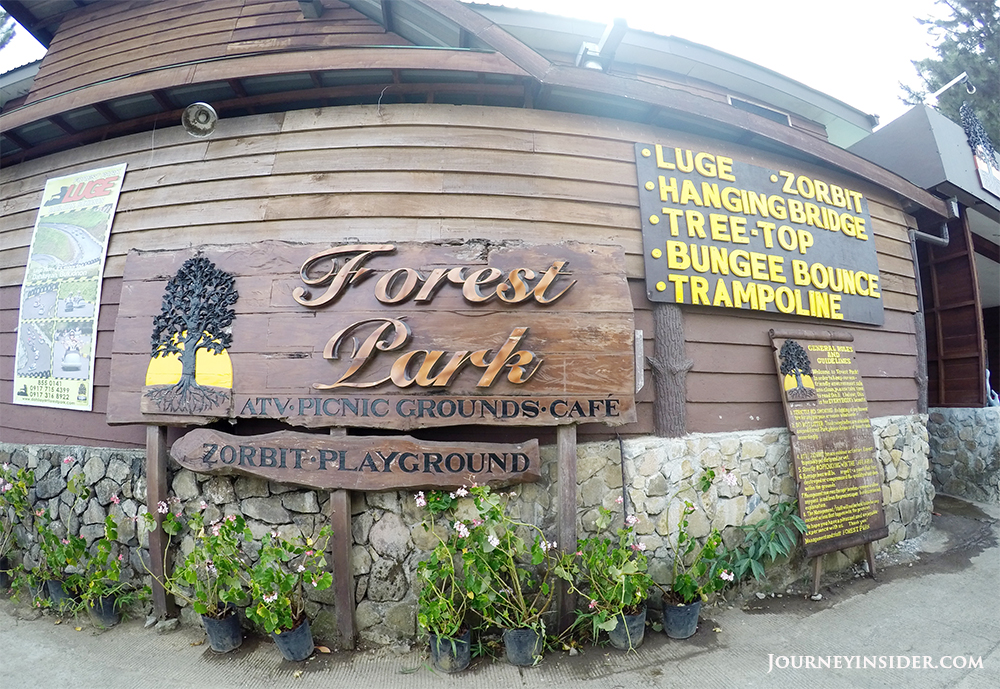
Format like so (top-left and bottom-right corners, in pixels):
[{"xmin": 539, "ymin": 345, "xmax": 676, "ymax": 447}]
[
  {"xmin": 109, "ymin": 240, "xmax": 636, "ymax": 430},
  {"xmin": 170, "ymin": 429, "xmax": 541, "ymax": 491},
  {"xmin": 769, "ymin": 329, "xmax": 888, "ymax": 557}
]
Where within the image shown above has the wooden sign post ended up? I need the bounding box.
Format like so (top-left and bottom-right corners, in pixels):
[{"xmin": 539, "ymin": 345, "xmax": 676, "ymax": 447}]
[
  {"xmin": 112, "ymin": 240, "xmax": 636, "ymax": 644},
  {"xmin": 146, "ymin": 425, "xmax": 177, "ymax": 619},
  {"xmin": 769, "ymin": 329, "xmax": 888, "ymax": 595}
]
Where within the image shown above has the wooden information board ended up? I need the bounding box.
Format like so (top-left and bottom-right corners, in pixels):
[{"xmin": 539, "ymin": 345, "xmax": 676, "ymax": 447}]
[{"xmin": 769, "ymin": 329, "xmax": 888, "ymax": 557}]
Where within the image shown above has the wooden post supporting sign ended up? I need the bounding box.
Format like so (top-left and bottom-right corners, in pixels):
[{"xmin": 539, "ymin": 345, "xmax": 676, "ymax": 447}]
[
  {"xmin": 145, "ymin": 425, "xmax": 177, "ymax": 619},
  {"xmin": 329, "ymin": 488, "xmax": 355, "ymax": 648},
  {"xmin": 556, "ymin": 424, "xmax": 577, "ymax": 632}
]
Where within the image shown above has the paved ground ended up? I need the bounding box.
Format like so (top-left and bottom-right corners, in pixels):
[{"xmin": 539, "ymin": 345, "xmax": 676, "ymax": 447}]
[{"xmin": 1, "ymin": 494, "xmax": 997, "ymax": 689}]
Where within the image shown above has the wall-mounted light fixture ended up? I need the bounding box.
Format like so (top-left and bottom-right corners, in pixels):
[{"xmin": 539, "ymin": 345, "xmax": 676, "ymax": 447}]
[{"xmin": 181, "ymin": 102, "xmax": 218, "ymax": 138}]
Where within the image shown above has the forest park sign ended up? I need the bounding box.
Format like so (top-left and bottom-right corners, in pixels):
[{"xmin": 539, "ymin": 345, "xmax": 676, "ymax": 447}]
[{"xmin": 107, "ymin": 240, "xmax": 636, "ymax": 430}]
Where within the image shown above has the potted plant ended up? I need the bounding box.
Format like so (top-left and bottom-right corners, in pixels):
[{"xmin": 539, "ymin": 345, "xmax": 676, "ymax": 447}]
[
  {"xmin": 415, "ymin": 490, "xmax": 471, "ymax": 673},
  {"xmin": 660, "ymin": 471, "xmax": 729, "ymax": 639},
  {"xmin": 79, "ymin": 514, "xmax": 144, "ymax": 628},
  {"xmin": 19, "ymin": 471, "xmax": 90, "ymax": 611},
  {"xmin": 461, "ymin": 485, "xmax": 555, "ymax": 667},
  {"xmin": 0, "ymin": 462, "xmax": 34, "ymax": 590},
  {"xmin": 245, "ymin": 525, "xmax": 333, "ymax": 661},
  {"xmin": 142, "ymin": 505, "xmax": 252, "ymax": 653},
  {"xmin": 555, "ymin": 499, "xmax": 654, "ymax": 651},
  {"xmin": 31, "ymin": 507, "xmax": 86, "ymax": 612}
]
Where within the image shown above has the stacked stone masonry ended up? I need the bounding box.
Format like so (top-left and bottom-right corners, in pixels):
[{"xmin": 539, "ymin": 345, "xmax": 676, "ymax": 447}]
[
  {"xmin": 0, "ymin": 414, "xmax": 932, "ymax": 645},
  {"xmin": 927, "ymin": 407, "xmax": 1000, "ymax": 503}
]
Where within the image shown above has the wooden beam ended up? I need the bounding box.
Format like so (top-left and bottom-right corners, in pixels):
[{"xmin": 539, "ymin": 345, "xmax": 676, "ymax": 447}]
[
  {"xmin": 1, "ymin": 81, "xmax": 525, "ymax": 166},
  {"xmin": 972, "ymin": 232, "xmax": 1000, "ymax": 264},
  {"xmin": 145, "ymin": 425, "xmax": 177, "ymax": 619},
  {"xmin": 329, "ymin": 488, "xmax": 356, "ymax": 649},
  {"xmin": 556, "ymin": 424, "xmax": 577, "ymax": 632},
  {"xmin": 414, "ymin": 0, "xmax": 552, "ymax": 80}
]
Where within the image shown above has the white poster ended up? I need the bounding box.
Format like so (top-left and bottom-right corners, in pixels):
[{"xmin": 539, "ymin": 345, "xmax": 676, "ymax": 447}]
[{"xmin": 13, "ymin": 163, "xmax": 127, "ymax": 411}]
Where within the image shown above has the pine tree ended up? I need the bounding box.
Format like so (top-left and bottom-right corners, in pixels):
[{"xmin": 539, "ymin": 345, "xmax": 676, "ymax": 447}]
[
  {"xmin": 0, "ymin": 11, "xmax": 16, "ymax": 53},
  {"xmin": 901, "ymin": 0, "xmax": 999, "ymax": 143}
]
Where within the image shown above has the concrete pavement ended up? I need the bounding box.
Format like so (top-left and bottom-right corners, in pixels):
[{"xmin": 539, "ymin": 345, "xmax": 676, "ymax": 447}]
[{"xmin": 1, "ymin": 494, "xmax": 997, "ymax": 689}]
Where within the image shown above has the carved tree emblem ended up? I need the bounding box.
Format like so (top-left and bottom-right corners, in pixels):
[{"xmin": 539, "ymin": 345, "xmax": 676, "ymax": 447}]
[
  {"xmin": 143, "ymin": 256, "xmax": 238, "ymax": 414},
  {"xmin": 779, "ymin": 339, "xmax": 817, "ymax": 402}
]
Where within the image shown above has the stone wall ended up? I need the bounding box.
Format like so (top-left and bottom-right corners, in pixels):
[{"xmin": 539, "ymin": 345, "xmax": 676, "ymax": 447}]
[
  {"xmin": 927, "ymin": 407, "xmax": 1000, "ymax": 503},
  {"xmin": 580, "ymin": 414, "xmax": 934, "ymax": 584},
  {"xmin": 0, "ymin": 446, "xmax": 147, "ymax": 585},
  {"xmin": 0, "ymin": 414, "xmax": 933, "ymax": 644}
]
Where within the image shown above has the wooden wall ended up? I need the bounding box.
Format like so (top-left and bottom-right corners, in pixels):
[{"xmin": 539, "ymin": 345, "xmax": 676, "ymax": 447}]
[
  {"xmin": 0, "ymin": 104, "xmax": 920, "ymax": 448},
  {"xmin": 25, "ymin": 0, "xmax": 408, "ymax": 105}
]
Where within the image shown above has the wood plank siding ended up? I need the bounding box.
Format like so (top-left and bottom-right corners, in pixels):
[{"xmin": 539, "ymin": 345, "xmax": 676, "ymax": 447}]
[
  {"xmin": 0, "ymin": 103, "xmax": 921, "ymax": 448},
  {"xmin": 25, "ymin": 0, "xmax": 410, "ymax": 105}
]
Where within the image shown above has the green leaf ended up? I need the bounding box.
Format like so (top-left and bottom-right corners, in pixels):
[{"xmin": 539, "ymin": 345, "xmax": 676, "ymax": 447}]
[{"xmin": 598, "ymin": 617, "xmax": 620, "ymax": 632}]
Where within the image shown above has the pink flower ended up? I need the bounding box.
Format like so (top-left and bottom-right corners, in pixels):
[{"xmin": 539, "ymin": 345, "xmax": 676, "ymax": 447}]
[
  {"xmin": 588, "ymin": 599, "xmax": 597, "ymax": 609},
  {"xmin": 455, "ymin": 487, "xmax": 469, "ymax": 498},
  {"xmin": 454, "ymin": 521, "xmax": 470, "ymax": 539},
  {"xmin": 625, "ymin": 514, "xmax": 639, "ymax": 527},
  {"xmin": 156, "ymin": 501, "xmax": 169, "ymax": 514},
  {"xmin": 61, "ymin": 539, "xmax": 69, "ymax": 545},
  {"xmin": 615, "ymin": 496, "xmax": 624, "ymax": 505},
  {"xmin": 471, "ymin": 518, "xmax": 483, "ymax": 527},
  {"xmin": 414, "ymin": 491, "xmax": 426, "ymax": 508},
  {"xmin": 63, "ymin": 456, "xmax": 75, "ymax": 464},
  {"xmin": 720, "ymin": 569, "xmax": 735, "ymax": 582},
  {"xmin": 305, "ymin": 550, "xmax": 314, "ymax": 556},
  {"xmin": 118, "ymin": 554, "xmax": 124, "ymax": 561},
  {"xmin": 631, "ymin": 541, "xmax": 647, "ymax": 552},
  {"xmin": 722, "ymin": 471, "xmax": 738, "ymax": 487},
  {"xmin": 110, "ymin": 494, "xmax": 120, "ymax": 505},
  {"xmin": 262, "ymin": 592, "xmax": 278, "ymax": 604},
  {"xmin": 199, "ymin": 501, "xmax": 208, "ymax": 510}
]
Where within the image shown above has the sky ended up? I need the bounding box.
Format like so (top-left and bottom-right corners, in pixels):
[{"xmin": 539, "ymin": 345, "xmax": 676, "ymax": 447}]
[
  {"xmin": 497, "ymin": 0, "xmax": 945, "ymax": 127},
  {"xmin": 3, "ymin": 0, "xmax": 947, "ymax": 127}
]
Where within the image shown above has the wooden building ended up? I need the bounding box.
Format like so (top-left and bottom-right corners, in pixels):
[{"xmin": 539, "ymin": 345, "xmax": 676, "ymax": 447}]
[
  {"xmin": 1, "ymin": 0, "xmax": 950, "ymax": 448},
  {"xmin": 0, "ymin": 2, "xmax": 963, "ymax": 640}
]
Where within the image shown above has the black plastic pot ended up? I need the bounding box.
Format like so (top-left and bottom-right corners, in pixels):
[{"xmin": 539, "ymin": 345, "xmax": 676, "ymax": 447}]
[
  {"xmin": 662, "ymin": 599, "xmax": 701, "ymax": 639},
  {"xmin": 502, "ymin": 627, "xmax": 543, "ymax": 666},
  {"xmin": 607, "ymin": 607, "xmax": 646, "ymax": 650},
  {"xmin": 87, "ymin": 596, "xmax": 121, "ymax": 628},
  {"xmin": 46, "ymin": 579, "xmax": 75, "ymax": 611},
  {"xmin": 202, "ymin": 608, "xmax": 243, "ymax": 653},
  {"xmin": 429, "ymin": 629, "xmax": 471, "ymax": 673},
  {"xmin": 271, "ymin": 617, "xmax": 314, "ymax": 661}
]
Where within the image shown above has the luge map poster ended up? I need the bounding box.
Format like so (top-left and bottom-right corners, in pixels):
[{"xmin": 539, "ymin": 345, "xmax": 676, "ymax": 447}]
[{"xmin": 13, "ymin": 164, "xmax": 127, "ymax": 411}]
